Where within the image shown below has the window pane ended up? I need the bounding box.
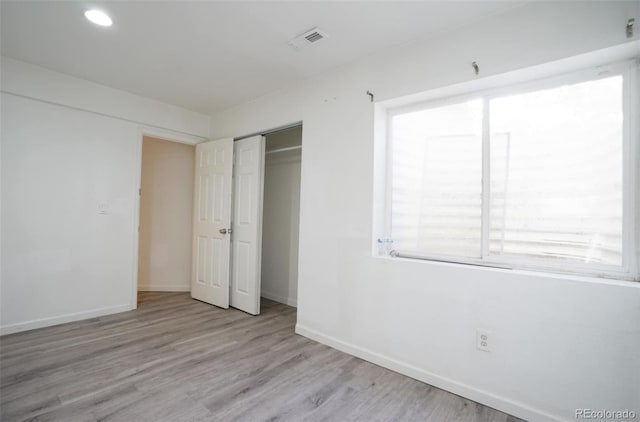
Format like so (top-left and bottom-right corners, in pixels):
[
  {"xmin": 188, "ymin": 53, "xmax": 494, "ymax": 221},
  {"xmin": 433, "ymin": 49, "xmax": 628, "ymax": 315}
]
[
  {"xmin": 489, "ymin": 76, "xmax": 623, "ymax": 265},
  {"xmin": 391, "ymin": 100, "xmax": 482, "ymax": 258}
]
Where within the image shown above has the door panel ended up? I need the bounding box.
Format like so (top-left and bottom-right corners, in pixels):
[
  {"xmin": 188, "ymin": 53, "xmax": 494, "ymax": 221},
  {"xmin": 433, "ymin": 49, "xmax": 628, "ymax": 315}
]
[
  {"xmin": 191, "ymin": 138, "xmax": 233, "ymax": 308},
  {"xmin": 230, "ymin": 136, "xmax": 265, "ymax": 315}
]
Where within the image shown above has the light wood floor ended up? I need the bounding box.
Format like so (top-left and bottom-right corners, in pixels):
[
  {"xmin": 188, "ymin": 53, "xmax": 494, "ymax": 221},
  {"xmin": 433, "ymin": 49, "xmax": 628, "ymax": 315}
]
[{"xmin": 1, "ymin": 292, "xmax": 522, "ymax": 422}]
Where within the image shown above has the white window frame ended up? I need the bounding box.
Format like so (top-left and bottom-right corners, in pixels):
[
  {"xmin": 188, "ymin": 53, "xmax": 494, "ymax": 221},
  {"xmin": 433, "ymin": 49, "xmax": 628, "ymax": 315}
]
[{"xmin": 382, "ymin": 59, "xmax": 639, "ymax": 281}]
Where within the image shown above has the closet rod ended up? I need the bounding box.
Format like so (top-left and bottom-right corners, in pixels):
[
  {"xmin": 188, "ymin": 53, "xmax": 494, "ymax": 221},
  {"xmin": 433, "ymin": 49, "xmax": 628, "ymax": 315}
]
[{"xmin": 265, "ymin": 145, "xmax": 302, "ymax": 155}]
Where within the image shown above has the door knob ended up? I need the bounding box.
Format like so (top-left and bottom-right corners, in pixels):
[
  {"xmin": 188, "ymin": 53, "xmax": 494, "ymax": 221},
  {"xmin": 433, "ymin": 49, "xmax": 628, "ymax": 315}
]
[{"xmin": 219, "ymin": 228, "xmax": 227, "ymax": 234}]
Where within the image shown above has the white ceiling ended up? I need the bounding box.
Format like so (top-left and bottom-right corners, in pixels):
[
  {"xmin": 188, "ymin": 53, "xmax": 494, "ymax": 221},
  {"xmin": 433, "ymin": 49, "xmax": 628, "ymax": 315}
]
[{"xmin": 1, "ymin": 1, "xmax": 525, "ymax": 114}]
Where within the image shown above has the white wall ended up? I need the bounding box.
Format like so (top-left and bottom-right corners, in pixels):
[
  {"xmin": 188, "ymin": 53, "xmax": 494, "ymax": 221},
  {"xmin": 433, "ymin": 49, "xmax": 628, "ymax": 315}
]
[
  {"xmin": 1, "ymin": 59, "xmax": 209, "ymax": 334},
  {"xmin": 1, "ymin": 57, "xmax": 210, "ymax": 139},
  {"xmin": 138, "ymin": 137, "xmax": 194, "ymax": 292},
  {"xmin": 210, "ymin": 2, "xmax": 640, "ymax": 421},
  {"xmin": 261, "ymin": 127, "xmax": 302, "ymax": 307}
]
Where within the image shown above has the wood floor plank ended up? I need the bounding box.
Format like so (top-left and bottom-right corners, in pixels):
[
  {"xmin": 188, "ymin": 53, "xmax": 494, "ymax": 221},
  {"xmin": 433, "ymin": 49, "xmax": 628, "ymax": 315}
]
[{"xmin": 1, "ymin": 292, "xmax": 523, "ymax": 422}]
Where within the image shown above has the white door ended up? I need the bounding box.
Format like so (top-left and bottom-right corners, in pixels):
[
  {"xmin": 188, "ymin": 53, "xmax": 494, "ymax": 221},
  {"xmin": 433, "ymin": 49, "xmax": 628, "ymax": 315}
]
[
  {"xmin": 191, "ymin": 138, "xmax": 234, "ymax": 308},
  {"xmin": 230, "ymin": 136, "xmax": 265, "ymax": 315}
]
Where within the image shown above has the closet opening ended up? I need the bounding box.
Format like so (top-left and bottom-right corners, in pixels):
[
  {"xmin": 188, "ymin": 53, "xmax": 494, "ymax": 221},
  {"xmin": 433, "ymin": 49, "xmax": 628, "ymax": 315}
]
[{"xmin": 259, "ymin": 125, "xmax": 302, "ymax": 309}]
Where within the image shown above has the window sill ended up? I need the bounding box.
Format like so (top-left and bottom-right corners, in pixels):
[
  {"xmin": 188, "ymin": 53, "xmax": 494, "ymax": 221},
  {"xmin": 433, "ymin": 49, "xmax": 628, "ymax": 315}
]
[{"xmin": 372, "ymin": 254, "xmax": 640, "ymax": 287}]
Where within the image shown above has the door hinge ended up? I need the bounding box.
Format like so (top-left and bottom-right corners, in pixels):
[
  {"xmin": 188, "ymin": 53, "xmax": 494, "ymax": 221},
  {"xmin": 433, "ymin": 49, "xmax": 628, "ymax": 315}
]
[{"xmin": 139, "ymin": 188, "xmax": 142, "ymax": 196}]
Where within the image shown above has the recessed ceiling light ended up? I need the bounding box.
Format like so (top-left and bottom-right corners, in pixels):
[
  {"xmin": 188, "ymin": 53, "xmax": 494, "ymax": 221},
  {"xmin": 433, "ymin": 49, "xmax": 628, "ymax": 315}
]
[{"xmin": 84, "ymin": 9, "xmax": 112, "ymax": 27}]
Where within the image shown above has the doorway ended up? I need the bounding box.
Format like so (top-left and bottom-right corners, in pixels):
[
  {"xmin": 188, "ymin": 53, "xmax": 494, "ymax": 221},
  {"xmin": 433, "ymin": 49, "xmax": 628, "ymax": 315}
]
[
  {"xmin": 135, "ymin": 126, "xmax": 301, "ymax": 314},
  {"xmin": 260, "ymin": 126, "xmax": 302, "ymax": 308},
  {"xmin": 137, "ymin": 136, "xmax": 195, "ymax": 306}
]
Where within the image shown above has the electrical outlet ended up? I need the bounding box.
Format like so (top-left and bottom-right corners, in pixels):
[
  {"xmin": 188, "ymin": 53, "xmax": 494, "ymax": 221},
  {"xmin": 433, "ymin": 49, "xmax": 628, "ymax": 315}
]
[
  {"xmin": 97, "ymin": 202, "xmax": 109, "ymax": 215},
  {"xmin": 477, "ymin": 329, "xmax": 491, "ymax": 352}
]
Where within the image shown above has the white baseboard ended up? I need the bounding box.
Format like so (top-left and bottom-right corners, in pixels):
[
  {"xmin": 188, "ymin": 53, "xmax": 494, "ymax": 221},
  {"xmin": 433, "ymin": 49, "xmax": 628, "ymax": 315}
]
[
  {"xmin": 138, "ymin": 284, "xmax": 190, "ymax": 292},
  {"xmin": 295, "ymin": 324, "xmax": 563, "ymax": 422},
  {"xmin": 261, "ymin": 290, "xmax": 297, "ymax": 307},
  {"xmin": 0, "ymin": 304, "xmax": 132, "ymax": 336}
]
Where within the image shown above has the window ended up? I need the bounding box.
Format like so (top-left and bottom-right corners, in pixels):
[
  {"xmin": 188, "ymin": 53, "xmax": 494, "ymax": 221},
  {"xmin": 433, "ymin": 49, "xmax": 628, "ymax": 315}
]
[
  {"xmin": 384, "ymin": 62, "xmax": 638, "ymax": 279},
  {"xmin": 391, "ymin": 100, "xmax": 483, "ymax": 258}
]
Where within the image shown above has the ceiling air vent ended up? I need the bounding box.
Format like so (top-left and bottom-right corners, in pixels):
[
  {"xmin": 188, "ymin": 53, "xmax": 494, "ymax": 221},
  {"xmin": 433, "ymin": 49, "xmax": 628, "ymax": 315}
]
[{"xmin": 288, "ymin": 27, "xmax": 328, "ymax": 50}]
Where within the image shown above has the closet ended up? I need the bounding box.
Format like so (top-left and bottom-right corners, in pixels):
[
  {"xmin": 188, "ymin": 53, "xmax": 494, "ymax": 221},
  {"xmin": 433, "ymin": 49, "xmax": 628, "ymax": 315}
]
[
  {"xmin": 260, "ymin": 126, "xmax": 302, "ymax": 308},
  {"xmin": 190, "ymin": 125, "xmax": 302, "ymax": 314}
]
